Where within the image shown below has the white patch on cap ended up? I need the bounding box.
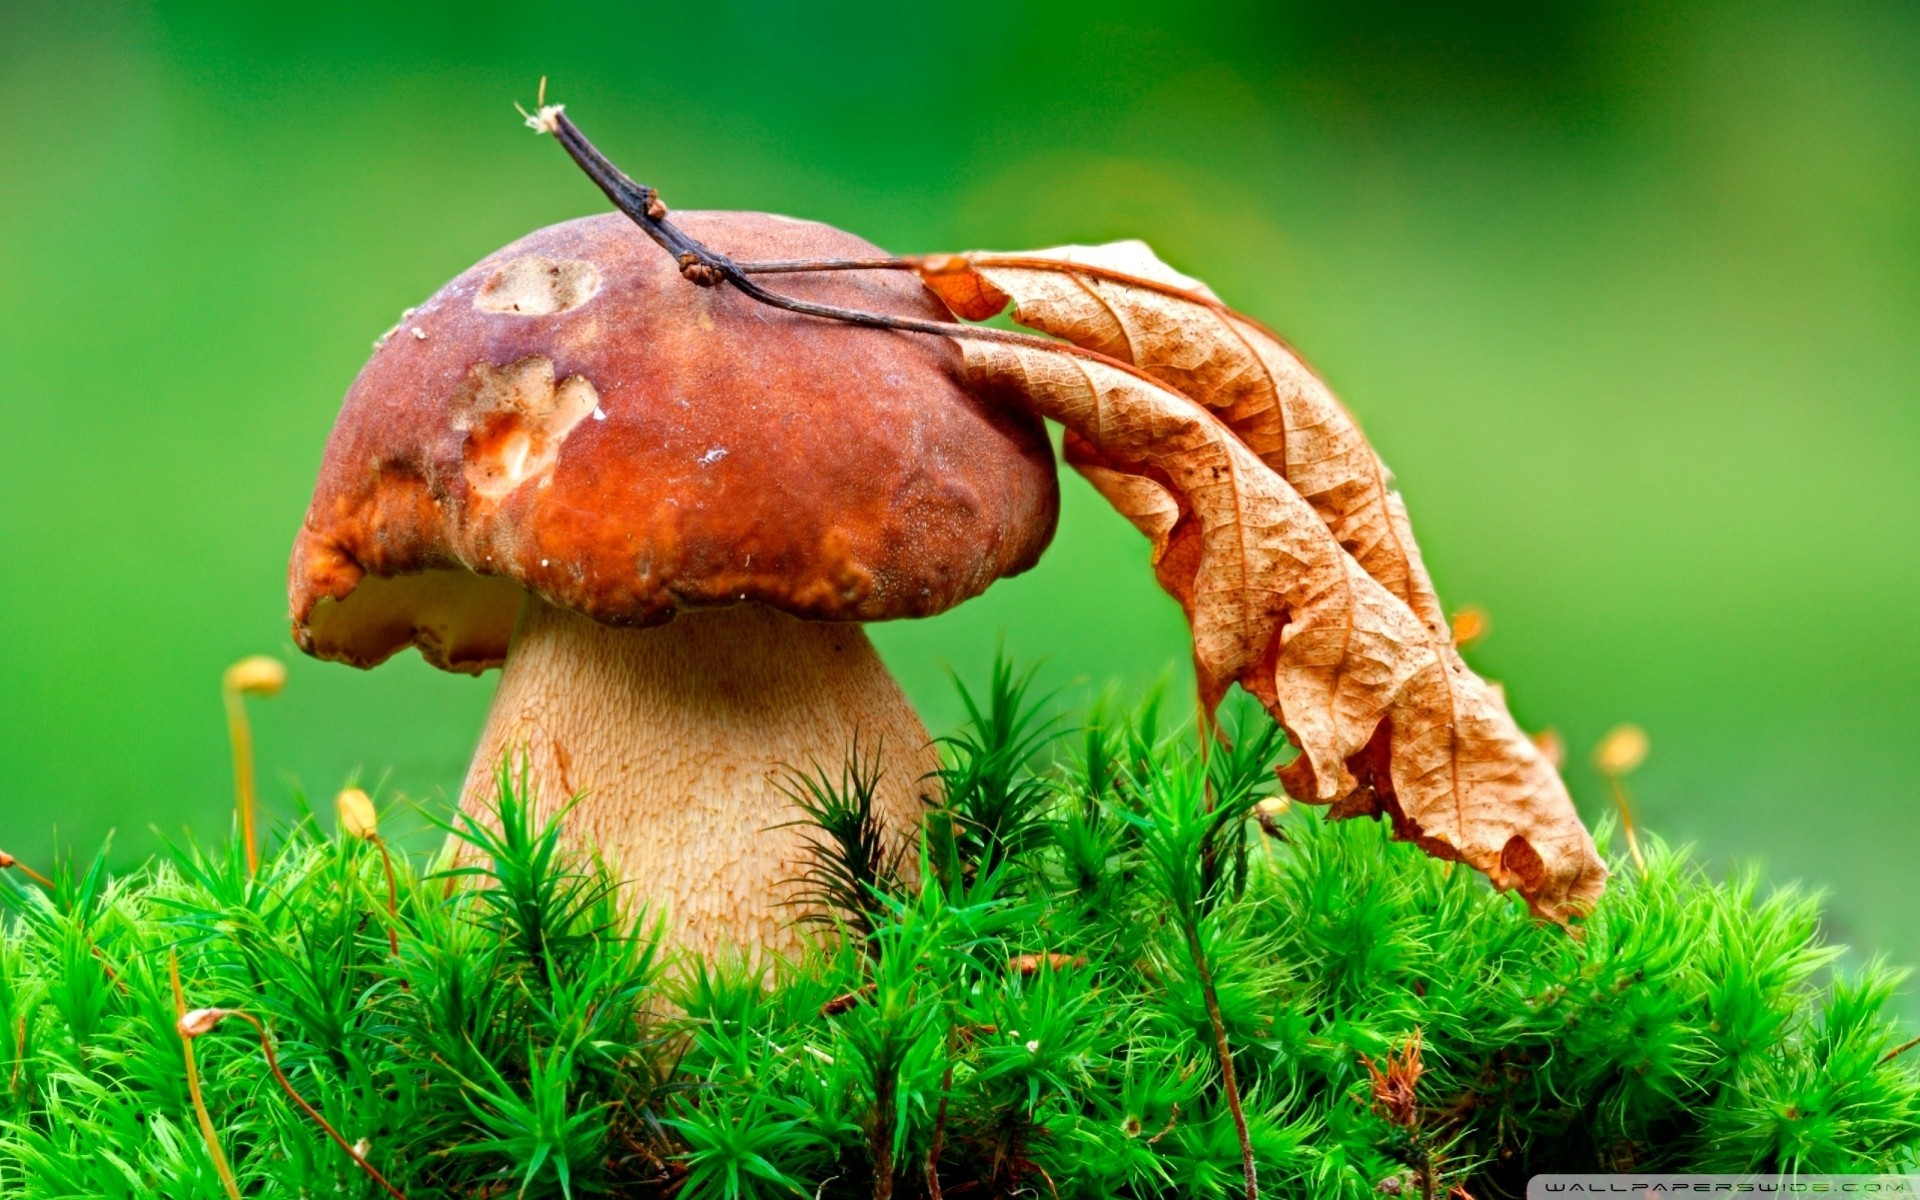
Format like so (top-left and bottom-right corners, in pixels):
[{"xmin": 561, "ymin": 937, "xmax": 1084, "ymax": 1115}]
[
  {"xmin": 456, "ymin": 357, "xmax": 600, "ymax": 501},
  {"xmin": 474, "ymin": 255, "xmax": 603, "ymax": 316}
]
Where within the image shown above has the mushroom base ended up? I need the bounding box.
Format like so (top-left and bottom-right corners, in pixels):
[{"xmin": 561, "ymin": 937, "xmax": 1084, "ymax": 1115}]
[{"xmin": 457, "ymin": 596, "xmax": 939, "ymax": 958}]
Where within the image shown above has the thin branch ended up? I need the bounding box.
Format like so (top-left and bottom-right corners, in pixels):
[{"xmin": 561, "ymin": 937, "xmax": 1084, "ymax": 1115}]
[
  {"xmin": 525, "ymin": 103, "xmax": 1176, "ymax": 375},
  {"xmin": 1184, "ymin": 924, "xmax": 1259, "ymax": 1200},
  {"xmin": 726, "ymin": 248, "xmax": 1318, "ymax": 367},
  {"xmin": 738, "ymin": 256, "xmax": 908, "ymax": 274},
  {"xmin": 1881, "ymin": 1033, "xmax": 1920, "ymax": 1066},
  {"xmin": 1146, "ymin": 1102, "xmax": 1181, "ymax": 1145}
]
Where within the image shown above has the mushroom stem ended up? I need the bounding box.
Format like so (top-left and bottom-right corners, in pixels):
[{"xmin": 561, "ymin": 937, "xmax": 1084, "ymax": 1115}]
[{"xmin": 457, "ymin": 597, "xmax": 939, "ymax": 957}]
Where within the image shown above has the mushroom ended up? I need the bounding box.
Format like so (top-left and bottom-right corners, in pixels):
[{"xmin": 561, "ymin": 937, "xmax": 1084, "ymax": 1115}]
[{"xmin": 289, "ymin": 212, "xmax": 1059, "ymax": 956}]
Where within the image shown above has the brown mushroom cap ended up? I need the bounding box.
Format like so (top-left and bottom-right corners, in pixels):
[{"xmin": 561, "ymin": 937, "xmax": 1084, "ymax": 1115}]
[{"xmin": 290, "ymin": 212, "xmax": 1060, "ymax": 673}]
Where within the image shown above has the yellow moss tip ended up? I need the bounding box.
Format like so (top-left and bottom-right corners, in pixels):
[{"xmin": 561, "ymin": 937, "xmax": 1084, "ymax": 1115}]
[
  {"xmin": 1594, "ymin": 723, "xmax": 1650, "ymax": 777},
  {"xmin": 224, "ymin": 655, "xmax": 287, "ymax": 697},
  {"xmin": 336, "ymin": 787, "xmax": 380, "ymax": 842}
]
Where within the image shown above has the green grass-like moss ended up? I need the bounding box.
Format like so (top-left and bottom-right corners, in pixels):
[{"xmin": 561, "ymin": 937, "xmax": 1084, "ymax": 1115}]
[{"xmin": 1, "ymin": 666, "xmax": 1915, "ymax": 1198}]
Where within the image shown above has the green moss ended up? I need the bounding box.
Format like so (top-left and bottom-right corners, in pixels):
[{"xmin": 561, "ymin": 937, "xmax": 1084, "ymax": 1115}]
[{"xmin": 1, "ymin": 673, "xmax": 1915, "ymax": 1198}]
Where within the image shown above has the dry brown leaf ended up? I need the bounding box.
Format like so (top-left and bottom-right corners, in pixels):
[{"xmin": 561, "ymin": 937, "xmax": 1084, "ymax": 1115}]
[
  {"xmin": 937, "ymin": 256, "xmax": 1604, "ymax": 921},
  {"xmin": 919, "ymin": 242, "xmax": 1446, "ymax": 638}
]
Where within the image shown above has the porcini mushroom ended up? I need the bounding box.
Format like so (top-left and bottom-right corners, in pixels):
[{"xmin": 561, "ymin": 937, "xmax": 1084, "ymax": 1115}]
[{"xmin": 289, "ymin": 212, "xmax": 1058, "ymax": 956}]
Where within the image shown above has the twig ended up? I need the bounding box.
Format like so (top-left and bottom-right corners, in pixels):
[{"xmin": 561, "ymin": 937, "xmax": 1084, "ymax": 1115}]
[
  {"xmin": 738, "ymin": 256, "xmax": 907, "ymax": 274},
  {"xmin": 1881, "ymin": 1033, "xmax": 1920, "ymax": 1066},
  {"xmin": 736, "ymin": 249, "xmax": 1316, "ymax": 366},
  {"xmin": 177, "ymin": 1006, "xmax": 410, "ymax": 1200},
  {"xmin": 1146, "ymin": 1102, "xmax": 1181, "ymax": 1145},
  {"xmin": 526, "ymin": 104, "xmax": 1179, "ymax": 378},
  {"xmin": 171, "ymin": 953, "xmax": 243, "ymax": 1200},
  {"xmin": 1184, "ymin": 924, "xmax": 1259, "ymax": 1199}
]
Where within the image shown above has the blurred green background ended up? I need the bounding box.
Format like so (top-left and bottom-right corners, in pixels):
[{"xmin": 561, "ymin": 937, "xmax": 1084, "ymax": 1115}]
[{"xmin": 2, "ymin": 2, "xmax": 1916, "ymax": 983}]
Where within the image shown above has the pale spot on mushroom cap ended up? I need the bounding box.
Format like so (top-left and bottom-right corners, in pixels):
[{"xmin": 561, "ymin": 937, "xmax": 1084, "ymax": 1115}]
[
  {"xmin": 474, "ymin": 254, "xmax": 603, "ymax": 316},
  {"xmin": 457, "ymin": 357, "xmax": 601, "ymax": 500}
]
